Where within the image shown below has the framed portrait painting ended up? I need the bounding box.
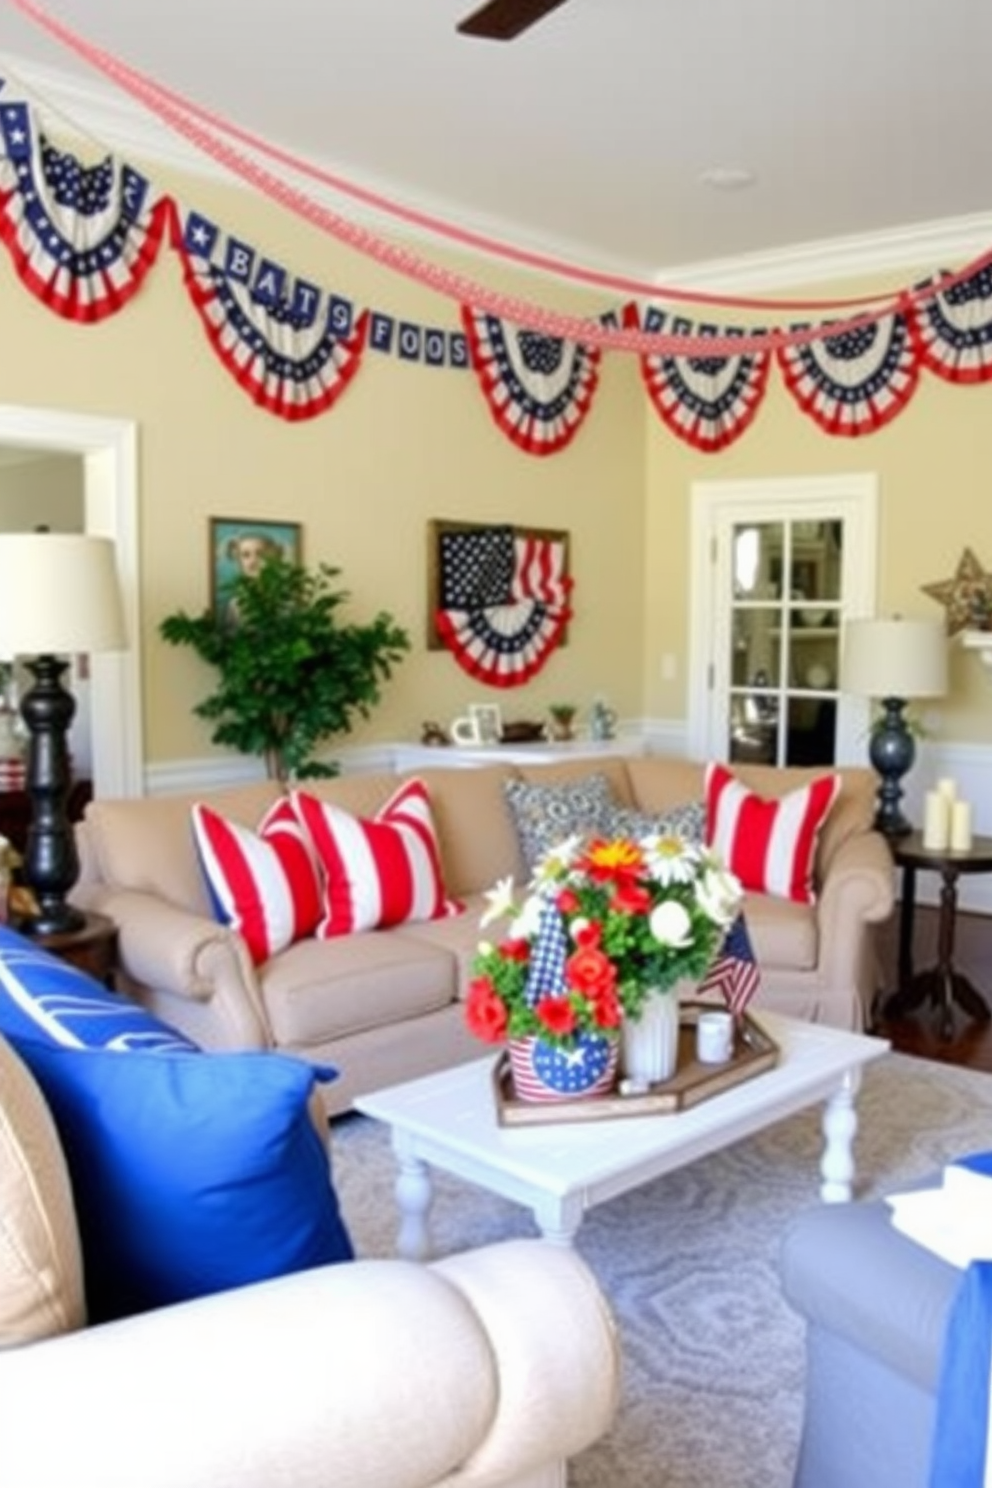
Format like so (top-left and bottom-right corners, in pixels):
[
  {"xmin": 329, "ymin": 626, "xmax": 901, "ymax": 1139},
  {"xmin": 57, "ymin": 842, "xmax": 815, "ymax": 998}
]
[{"xmin": 210, "ymin": 518, "xmax": 302, "ymax": 621}]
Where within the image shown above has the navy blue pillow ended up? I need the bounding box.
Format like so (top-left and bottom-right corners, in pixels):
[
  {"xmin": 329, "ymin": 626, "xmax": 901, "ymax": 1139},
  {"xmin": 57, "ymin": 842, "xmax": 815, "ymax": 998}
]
[{"xmin": 0, "ymin": 926, "xmax": 353, "ymax": 1321}]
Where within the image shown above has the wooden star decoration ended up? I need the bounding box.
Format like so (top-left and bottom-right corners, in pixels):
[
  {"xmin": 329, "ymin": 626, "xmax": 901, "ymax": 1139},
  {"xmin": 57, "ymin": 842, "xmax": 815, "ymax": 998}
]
[{"xmin": 921, "ymin": 547, "xmax": 992, "ymax": 635}]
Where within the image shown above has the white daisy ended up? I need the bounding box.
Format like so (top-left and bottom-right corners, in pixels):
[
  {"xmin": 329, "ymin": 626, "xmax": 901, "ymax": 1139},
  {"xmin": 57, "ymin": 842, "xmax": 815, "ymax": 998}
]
[
  {"xmin": 642, "ymin": 833, "xmax": 703, "ymax": 887},
  {"xmin": 479, "ymin": 876, "xmax": 517, "ymax": 928}
]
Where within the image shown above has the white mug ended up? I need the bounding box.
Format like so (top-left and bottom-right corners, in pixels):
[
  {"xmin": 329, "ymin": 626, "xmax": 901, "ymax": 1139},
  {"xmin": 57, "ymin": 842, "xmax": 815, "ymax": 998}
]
[
  {"xmin": 696, "ymin": 1010, "xmax": 733, "ymax": 1064},
  {"xmin": 450, "ymin": 715, "xmax": 481, "ymax": 746}
]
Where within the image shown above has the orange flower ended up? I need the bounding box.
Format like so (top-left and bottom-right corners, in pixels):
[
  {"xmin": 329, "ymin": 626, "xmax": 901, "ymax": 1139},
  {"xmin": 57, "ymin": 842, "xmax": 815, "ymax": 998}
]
[{"xmin": 579, "ymin": 837, "xmax": 645, "ymax": 883}]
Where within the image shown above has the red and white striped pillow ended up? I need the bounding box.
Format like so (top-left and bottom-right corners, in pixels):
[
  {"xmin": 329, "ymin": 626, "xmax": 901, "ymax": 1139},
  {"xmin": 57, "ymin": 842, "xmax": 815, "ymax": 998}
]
[
  {"xmin": 704, "ymin": 762, "xmax": 841, "ymax": 905},
  {"xmin": 192, "ymin": 799, "xmax": 322, "ymax": 964},
  {"xmin": 292, "ymin": 779, "xmax": 463, "ymax": 937}
]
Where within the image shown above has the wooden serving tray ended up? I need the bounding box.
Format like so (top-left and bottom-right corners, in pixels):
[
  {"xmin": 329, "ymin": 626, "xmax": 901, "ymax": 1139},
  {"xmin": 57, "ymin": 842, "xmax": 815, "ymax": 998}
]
[{"xmin": 493, "ymin": 1004, "xmax": 779, "ymax": 1126}]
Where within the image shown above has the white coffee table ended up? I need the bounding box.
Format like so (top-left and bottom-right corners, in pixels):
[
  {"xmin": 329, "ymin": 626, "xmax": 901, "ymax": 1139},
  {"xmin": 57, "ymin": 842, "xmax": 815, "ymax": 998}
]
[{"xmin": 354, "ymin": 1011, "xmax": 890, "ymax": 1258}]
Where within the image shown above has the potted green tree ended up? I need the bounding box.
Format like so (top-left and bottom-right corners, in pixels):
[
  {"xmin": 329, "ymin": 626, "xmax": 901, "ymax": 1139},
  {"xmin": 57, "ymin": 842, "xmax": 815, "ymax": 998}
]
[{"xmin": 160, "ymin": 555, "xmax": 410, "ymax": 780}]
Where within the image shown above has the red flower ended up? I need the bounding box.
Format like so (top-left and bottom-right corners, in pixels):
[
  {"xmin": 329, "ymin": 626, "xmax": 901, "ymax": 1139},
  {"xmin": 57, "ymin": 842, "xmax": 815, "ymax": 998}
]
[
  {"xmin": 500, "ymin": 938, "xmax": 531, "ymax": 963},
  {"xmin": 589, "ymin": 985, "xmax": 622, "ymax": 1030},
  {"xmin": 611, "ymin": 882, "xmax": 652, "ymax": 915},
  {"xmin": 566, "ymin": 945, "xmax": 617, "ymax": 996},
  {"xmin": 557, "ymin": 887, "xmax": 581, "ymax": 914},
  {"xmin": 573, "ymin": 920, "xmax": 604, "ymax": 951},
  {"xmin": 535, "ymin": 994, "xmax": 578, "ymax": 1036},
  {"xmin": 465, "ymin": 978, "xmax": 509, "ymax": 1044}
]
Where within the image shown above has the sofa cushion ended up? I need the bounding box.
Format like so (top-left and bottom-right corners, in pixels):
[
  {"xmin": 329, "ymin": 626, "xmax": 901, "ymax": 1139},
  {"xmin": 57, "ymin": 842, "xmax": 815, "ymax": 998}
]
[
  {"xmin": 294, "ymin": 779, "xmax": 462, "ymax": 937},
  {"xmin": 259, "ymin": 929, "xmax": 458, "ymax": 1045},
  {"xmin": 705, "ymin": 762, "xmax": 841, "ymax": 904},
  {"xmin": 192, "ymin": 798, "xmax": 322, "ymax": 964},
  {"xmin": 0, "ymin": 930, "xmax": 352, "ymax": 1322},
  {"xmin": 502, "ymin": 772, "xmax": 619, "ymax": 872},
  {"xmin": 0, "ymin": 1035, "xmax": 86, "ymax": 1345}
]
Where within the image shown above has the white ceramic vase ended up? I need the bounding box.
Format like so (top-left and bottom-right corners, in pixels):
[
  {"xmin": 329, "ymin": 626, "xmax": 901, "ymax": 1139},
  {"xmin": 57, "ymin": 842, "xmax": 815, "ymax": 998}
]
[{"xmin": 621, "ymin": 987, "xmax": 680, "ymax": 1085}]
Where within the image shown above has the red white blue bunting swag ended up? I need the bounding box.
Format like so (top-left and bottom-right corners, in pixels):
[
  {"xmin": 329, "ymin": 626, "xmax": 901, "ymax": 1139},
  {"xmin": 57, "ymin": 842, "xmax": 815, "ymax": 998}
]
[
  {"xmin": 461, "ymin": 306, "xmax": 601, "ymax": 455},
  {"xmin": 434, "ymin": 524, "xmax": 573, "ymax": 686},
  {"xmin": 777, "ymin": 308, "xmax": 919, "ymax": 436},
  {"xmin": 0, "ymin": 98, "xmax": 169, "ymax": 322},
  {"xmin": 906, "ymin": 261, "xmax": 992, "ymax": 384},
  {"xmin": 624, "ymin": 302, "xmax": 771, "ymax": 452},
  {"xmin": 173, "ymin": 208, "xmax": 368, "ymax": 422}
]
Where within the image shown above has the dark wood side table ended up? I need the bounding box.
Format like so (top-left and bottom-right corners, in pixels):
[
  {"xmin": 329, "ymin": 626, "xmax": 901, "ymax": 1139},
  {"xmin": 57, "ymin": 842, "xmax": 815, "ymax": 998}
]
[
  {"xmin": 20, "ymin": 910, "xmax": 119, "ymax": 988},
  {"xmin": 883, "ymin": 831, "xmax": 992, "ymax": 1039}
]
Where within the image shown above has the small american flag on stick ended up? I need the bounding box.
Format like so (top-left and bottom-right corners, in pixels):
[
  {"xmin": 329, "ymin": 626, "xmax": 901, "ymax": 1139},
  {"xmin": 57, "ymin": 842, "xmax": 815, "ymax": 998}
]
[{"xmin": 697, "ymin": 913, "xmax": 761, "ymax": 1017}]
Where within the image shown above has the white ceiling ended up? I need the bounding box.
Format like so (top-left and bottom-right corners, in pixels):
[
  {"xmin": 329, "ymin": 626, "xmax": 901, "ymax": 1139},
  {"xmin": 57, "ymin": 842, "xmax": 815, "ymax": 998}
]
[{"xmin": 1, "ymin": 0, "xmax": 991, "ymax": 292}]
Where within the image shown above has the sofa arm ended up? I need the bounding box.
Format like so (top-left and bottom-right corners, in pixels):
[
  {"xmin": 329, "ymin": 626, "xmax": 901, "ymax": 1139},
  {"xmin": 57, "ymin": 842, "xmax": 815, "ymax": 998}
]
[
  {"xmin": 814, "ymin": 829, "xmax": 895, "ymax": 1000},
  {"xmin": 78, "ymin": 886, "xmax": 271, "ymax": 1049},
  {"xmin": 0, "ymin": 1241, "xmax": 620, "ymax": 1488}
]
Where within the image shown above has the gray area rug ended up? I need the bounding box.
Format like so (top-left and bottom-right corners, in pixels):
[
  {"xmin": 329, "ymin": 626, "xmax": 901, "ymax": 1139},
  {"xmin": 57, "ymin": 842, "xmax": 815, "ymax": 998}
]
[{"xmin": 331, "ymin": 1051, "xmax": 992, "ymax": 1488}]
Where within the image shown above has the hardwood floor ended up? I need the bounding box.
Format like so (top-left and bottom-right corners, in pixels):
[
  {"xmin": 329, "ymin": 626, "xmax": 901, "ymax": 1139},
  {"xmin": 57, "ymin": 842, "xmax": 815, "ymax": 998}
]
[{"xmin": 872, "ymin": 905, "xmax": 992, "ymax": 1072}]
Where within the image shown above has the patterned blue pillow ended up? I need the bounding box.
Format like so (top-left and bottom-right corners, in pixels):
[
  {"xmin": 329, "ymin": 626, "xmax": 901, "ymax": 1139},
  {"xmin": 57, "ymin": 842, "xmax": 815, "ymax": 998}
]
[{"xmin": 0, "ymin": 926, "xmax": 353, "ymax": 1322}]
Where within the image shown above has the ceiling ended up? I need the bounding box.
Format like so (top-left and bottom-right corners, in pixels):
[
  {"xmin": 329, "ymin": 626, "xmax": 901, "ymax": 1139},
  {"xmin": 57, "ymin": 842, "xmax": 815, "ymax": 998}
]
[{"xmin": 1, "ymin": 0, "xmax": 991, "ymax": 294}]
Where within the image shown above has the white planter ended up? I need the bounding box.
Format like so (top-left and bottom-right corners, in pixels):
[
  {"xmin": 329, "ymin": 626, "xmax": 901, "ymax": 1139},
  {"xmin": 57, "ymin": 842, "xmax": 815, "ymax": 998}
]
[{"xmin": 621, "ymin": 988, "xmax": 680, "ymax": 1085}]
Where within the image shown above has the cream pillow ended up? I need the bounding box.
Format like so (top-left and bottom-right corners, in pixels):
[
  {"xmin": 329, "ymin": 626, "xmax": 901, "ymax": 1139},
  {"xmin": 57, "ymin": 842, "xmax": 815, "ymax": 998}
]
[{"xmin": 0, "ymin": 1036, "xmax": 86, "ymax": 1345}]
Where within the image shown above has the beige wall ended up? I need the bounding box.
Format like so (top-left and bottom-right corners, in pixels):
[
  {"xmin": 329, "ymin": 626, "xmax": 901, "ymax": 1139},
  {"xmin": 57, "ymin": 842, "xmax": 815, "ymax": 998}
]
[
  {"xmin": 643, "ymin": 280, "xmax": 992, "ymax": 745},
  {"xmin": 0, "ymin": 163, "xmax": 647, "ymax": 768}
]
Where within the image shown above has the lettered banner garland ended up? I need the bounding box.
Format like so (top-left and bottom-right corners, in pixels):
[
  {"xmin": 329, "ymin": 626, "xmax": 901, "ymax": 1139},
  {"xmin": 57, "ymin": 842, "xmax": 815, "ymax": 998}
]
[{"xmin": 1, "ymin": 76, "xmax": 992, "ymax": 452}]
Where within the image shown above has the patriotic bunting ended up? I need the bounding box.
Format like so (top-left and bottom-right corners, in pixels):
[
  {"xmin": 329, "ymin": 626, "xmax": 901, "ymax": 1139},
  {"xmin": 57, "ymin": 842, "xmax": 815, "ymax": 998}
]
[
  {"xmin": 907, "ymin": 260, "xmax": 992, "ymax": 384},
  {"xmin": 434, "ymin": 524, "xmax": 573, "ymax": 687},
  {"xmin": 172, "ymin": 206, "xmax": 369, "ymax": 422},
  {"xmin": 461, "ymin": 306, "xmax": 601, "ymax": 455},
  {"xmin": 777, "ymin": 309, "xmax": 919, "ymax": 436},
  {"xmin": 0, "ymin": 97, "xmax": 169, "ymax": 322},
  {"xmin": 0, "ymin": 79, "xmax": 991, "ymax": 449},
  {"xmin": 625, "ymin": 302, "xmax": 770, "ymax": 452}
]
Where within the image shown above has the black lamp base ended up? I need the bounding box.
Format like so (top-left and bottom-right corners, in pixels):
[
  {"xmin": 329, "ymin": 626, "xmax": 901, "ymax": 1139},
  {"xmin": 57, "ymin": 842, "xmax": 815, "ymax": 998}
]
[
  {"xmin": 18, "ymin": 654, "xmax": 85, "ymax": 937},
  {"xmin": 868, "ymin": 696, "xmax": 916, "ymax": 839}
]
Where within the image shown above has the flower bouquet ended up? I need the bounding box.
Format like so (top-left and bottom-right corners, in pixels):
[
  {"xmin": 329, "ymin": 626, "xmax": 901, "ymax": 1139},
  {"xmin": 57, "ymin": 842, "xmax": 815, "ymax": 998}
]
[{"xmin": 465, "ymin": 831, "xmax": 746, "ymax": 1101}]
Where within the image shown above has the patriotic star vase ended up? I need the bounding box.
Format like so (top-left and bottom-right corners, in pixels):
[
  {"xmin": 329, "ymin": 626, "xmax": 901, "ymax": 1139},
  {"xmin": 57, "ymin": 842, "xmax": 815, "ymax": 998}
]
[{"xmin": 508, "ymin": 1030, "xmax": 619, "ymax": 1104}]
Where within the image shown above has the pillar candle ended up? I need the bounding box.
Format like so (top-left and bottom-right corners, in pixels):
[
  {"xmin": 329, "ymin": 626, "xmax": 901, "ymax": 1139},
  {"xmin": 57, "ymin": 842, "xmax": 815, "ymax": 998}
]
[
  {"xmin": 950, "ymin": 800, "xmax": 973, "ymax": 853},
  {"xmin": 923, "ymin": 790, "xmax": 950, "ymax": 851},
  {"xmin": 938, "ymin": 778, "xmax": 957, "ymax": 803}
]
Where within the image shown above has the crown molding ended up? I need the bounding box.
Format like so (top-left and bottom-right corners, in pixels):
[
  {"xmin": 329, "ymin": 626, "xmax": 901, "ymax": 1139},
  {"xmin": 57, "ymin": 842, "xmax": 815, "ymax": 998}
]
[
  {"xmin": 5, "ymin": 53, "xmax": 990, "ymax": 298},
  {"xmin": 652, "ymin": 213, "xmax": 992, "ymax": 297}
]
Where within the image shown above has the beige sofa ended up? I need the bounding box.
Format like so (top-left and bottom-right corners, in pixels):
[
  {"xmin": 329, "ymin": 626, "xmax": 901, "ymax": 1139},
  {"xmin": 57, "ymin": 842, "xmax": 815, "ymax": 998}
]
[
  {"xmin": 75, "ymin": 754, "xmax": 895, "ymax": 1116},
  {"xmin": 0, "ymin": 1033, "xmax": 619, "ymax": 1488}
]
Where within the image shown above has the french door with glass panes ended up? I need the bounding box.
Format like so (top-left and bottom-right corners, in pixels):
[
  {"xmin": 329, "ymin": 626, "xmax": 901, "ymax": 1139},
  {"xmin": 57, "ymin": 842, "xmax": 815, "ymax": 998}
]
[{"xmin": 687, "ymin": 475, "xmax": 878, "ymax": 768}]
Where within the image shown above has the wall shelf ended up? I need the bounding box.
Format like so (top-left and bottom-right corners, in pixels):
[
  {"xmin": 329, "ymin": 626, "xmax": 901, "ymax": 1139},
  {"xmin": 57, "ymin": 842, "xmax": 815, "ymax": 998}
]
[{"xmin": 961, "ymin": 631, "xmax": 992, "ymax": 670}]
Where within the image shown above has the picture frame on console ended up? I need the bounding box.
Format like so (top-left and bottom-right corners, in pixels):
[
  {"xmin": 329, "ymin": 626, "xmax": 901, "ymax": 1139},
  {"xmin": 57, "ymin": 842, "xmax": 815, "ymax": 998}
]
[
  {"xmin": 209, "ymin": 517, "xmax": 302, "ymax": 622},
  {"xmin": 469, "ymin": 702, "xmax": 503, "ymax": 744}
]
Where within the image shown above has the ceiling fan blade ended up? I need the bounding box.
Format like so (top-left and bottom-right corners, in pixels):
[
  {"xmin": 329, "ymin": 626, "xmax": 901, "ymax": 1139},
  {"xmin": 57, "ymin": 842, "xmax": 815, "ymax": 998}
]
[{"xmin": 457, "ymin": 0, "xmax": 571, "ymax": 41}]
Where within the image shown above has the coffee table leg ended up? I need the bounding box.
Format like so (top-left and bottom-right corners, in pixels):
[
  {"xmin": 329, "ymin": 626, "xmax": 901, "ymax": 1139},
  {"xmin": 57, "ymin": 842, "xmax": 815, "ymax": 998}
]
[
  {"xmin": 392, "ymin": 1133, "xmax": 434, "ymax": 1260},
  {"xmin": 532, "ymin": 1193, "xmax": 584, "ymax": 1247},
  {"xmin": 819, "ymin": 1069, "xmax": 861, "ymax": 1203}
]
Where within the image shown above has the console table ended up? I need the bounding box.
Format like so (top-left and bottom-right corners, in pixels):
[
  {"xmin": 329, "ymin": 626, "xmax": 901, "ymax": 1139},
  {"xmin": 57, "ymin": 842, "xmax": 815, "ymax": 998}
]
[
  {"xmin": 392, "ymin": 738, "xmax": 637, "ymax": 772},
  {"xmin": 883, "ymin": 831, "xmax": 992, "ymax": 1038}
]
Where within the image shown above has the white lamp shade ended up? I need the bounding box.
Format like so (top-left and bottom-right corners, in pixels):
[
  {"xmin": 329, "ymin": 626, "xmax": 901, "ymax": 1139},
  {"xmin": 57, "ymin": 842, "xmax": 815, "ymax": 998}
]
[
  {"xmin": 840, "ymin": 617, "xmax": 948, "ymax": 700},
  {"xmin": 0, "ymin": 534, "xmax": 126, "ymax": 656}
]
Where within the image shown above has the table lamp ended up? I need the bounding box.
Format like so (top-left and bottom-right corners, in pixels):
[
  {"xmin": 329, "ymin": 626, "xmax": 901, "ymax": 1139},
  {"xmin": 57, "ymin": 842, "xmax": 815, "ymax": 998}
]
[
  {"xmin": 840, "ymin": 616, "xmax": 948, "ymax": 838},
  {"xmin": 0, "ymin": 533, "xmax": 126, "ymax": 935}
]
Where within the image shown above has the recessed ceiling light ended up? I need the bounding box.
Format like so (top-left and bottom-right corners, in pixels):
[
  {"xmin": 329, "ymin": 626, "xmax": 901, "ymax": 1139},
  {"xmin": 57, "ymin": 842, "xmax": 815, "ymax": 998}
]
[{"xmin": 699, "ymin": 166, "xmax": 757, "ymax": 191}]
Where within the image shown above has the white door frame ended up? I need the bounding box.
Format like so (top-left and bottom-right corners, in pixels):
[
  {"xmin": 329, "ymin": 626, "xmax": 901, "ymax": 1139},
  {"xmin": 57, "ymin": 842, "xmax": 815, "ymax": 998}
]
[
  {"xmin": 687, "ymin": 473, "xmax": 879, "ymax": 766},
  {"xmin": 0, "ymin": 405, "xmax": 142, "ymax": 798}
]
